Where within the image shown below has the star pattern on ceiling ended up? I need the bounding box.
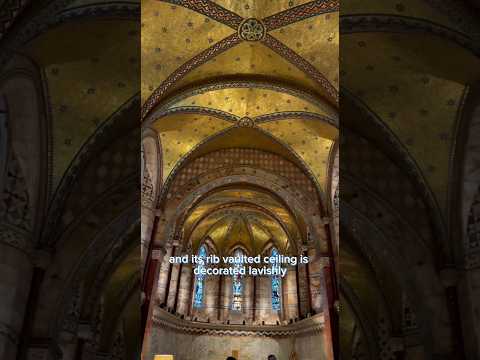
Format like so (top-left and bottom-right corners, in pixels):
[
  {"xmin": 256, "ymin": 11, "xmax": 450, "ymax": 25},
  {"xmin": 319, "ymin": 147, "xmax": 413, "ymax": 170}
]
[{"xmin": 142, "ymin": 0, "xmax": 339, "ymax": 118}]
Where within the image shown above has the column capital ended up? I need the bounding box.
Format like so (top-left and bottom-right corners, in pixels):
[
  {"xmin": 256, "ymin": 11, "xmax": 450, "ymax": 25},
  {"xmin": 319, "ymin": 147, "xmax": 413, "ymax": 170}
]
[{"xmin": 152, "ymin": 246, "xmax": 167, "ymax": 260}]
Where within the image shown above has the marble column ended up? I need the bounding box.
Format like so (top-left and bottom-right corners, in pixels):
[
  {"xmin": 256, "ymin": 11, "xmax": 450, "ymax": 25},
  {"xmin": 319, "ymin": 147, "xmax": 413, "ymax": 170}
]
[
  {"xmin": 0, "ymin": 225, "xmax": 33, "ymax": 360},
  {"xmin": 297, "ymin": 257, "xmax": 310, "ymax": 318},
  {"xmin": 285, "ymin": 265, "xmax": 299, "ymax": 321},
  {"xmin": 244, "ymin": 275, "xmax": 254, "ymax": 322},
  {"xmin": 308, "ymin": 248, "xmax": 323, "ymax": 314},
  {"xmin": 166, "ymin": 248, "xmax": 181, "ymax": 310},
  {"xmin": 176, "ymin": 263, "xmax": 192, "ymax": 316},
  {"xmin": 156, "ymin": 246, "xmax": 173, "ymax": 306}
]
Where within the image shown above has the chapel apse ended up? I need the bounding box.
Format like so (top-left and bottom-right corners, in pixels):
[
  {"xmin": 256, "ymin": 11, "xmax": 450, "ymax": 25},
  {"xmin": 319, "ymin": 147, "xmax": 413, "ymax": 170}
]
[{"xmin": 141, "ymin": 0, "xmax": 339, "ymax": 359}]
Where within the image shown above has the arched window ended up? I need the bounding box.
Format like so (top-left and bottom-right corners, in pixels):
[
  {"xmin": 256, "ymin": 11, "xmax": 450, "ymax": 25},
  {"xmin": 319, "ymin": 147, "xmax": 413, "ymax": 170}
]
[
  {"xmin": 193, "ymin": 245, "xmax": 208, "ymax": 308},
  {"xmin": 271, "ymin": 247, "xmax": 281, "ymax": 311},
  {"xmin": 231, "ymin": 248, "xmax": 244, "ymax": 311}
]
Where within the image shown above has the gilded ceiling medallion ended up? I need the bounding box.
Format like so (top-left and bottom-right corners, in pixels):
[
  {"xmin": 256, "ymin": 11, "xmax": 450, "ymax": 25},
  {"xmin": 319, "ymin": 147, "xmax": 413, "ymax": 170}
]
[
  {"xmin": 237, "ymin": 116, "xmax": 255, "ymax": 127},
  {"xmin": 238, "ymin": 18, "xmax": 266, "ymax": 41}
]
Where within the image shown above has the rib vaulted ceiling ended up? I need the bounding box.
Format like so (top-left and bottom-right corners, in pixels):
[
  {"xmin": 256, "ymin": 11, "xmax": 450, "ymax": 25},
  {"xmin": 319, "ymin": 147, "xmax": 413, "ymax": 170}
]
[{"xmin": 142, "ymin": 0, "xmax": 340, "ymax": 203}]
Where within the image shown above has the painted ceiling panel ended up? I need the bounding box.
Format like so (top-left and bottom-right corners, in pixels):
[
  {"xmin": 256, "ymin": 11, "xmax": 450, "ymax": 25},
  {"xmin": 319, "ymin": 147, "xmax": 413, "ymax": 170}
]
[
  {"xmin": 163, "ymin": 41, "xmax": 322, "ymax": 102},
  {"xmin": 342, "ymin": 32, "xmax": 480, "ymax": 212},
  {"xmin": 142, "ymin": 0, "xmax": 236, "ymax": 103},
  {"xmin": 185, "ymin": 188, "xmax": 300, "ymax": 254},
  {"xmin": 270, "ymin": 12, "xmax": 339, "ymax": 90},
  {"xmin": 169, "ymin": 87, "xmax": 337, "ymax": 119},
  {"xmin": 211, "ymin": 0, "xmax": 314, "ymax": 19},
  {"xmin": 151, "ymin": 113, "xmax": 233, "ymax": 181},
  {"xmin": 190, "ymin": 209, "xmax": 289, "ymax": 255},
  {"xmin": 260, "ymin": 119, "xmax": 336, "ymax": 189},
  {"xmin": 26, "ymin": 20, "xmax": 139, "ymax": 189}
]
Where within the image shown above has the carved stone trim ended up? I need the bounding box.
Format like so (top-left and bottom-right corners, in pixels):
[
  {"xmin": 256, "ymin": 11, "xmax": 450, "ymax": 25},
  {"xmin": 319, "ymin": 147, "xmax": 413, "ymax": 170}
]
[
  {"xmin": 152, "ymin": 308, "xmax": 324, "ymax": 337},
  {"xmin": 142, "ymin": 33, "xmax": 242, "ymax": 119},
  {"xmin": 160, "ymin": 0, "xmax": 243, "ymax": 29},
  {"xmin": 264, "ymin": 0, "xmax": 339, "ymax": 31},
  {"xmin": 261, "ymin": 34, "xmax": 338, "ymax": 104}
]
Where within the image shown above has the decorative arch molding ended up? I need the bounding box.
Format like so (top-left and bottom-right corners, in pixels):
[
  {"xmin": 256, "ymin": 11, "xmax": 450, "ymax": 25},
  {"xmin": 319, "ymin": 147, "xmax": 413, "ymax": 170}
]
[
  {"xmin": 154, "ymin": 127, "xmax": 327, "ymax": 214},
  {"xmin": 450, "ymin": 83, "xmax": 480, "ymax": 268},
  {"xmin": 143, "ymin": 79, "xmax": 338, "ymax": 128},
  {"xmin": 340, "ymin": 14, "xmax": 480, "ymax": 56},
  {"xmin": 341, "ymin": 88, "xmax": 448, "ymax": 263},
  {"xmin": 159, "ymin": 174, "xmax": 326, "ymax": 258}
]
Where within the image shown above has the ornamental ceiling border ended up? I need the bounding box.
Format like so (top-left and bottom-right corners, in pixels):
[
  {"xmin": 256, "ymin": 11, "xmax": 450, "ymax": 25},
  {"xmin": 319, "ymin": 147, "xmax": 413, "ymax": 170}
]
[
  {"xmin": 340, "ymin": 14, "xmax": 480, "ymax": 56},
  {"xmin": 142, "ymin": 0, "xmax": 339, "ymax": 118},
  {"xmin": 152, "ymin": 107, "xmax": 338, "ymax": 130},
  {"xmin": 144, "ymin": 79, "xmax": 338, "ymax": 128},
  {"xmin": 154, "ymin": 125, "xmax": 327, "ymax": 211},
  {"xmin": 341, "ymin": 88, "xmax": 447, "ymax": 253}
]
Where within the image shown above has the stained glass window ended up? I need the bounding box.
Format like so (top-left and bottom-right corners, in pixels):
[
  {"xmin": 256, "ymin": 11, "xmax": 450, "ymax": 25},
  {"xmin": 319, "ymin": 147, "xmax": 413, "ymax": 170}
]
[
  {"xmin": 193, "ymin": 245, "xmax": 208, "ymax": 308},
  {"xmin": 271, "ymin": 247, "xmax": 281, "ymax": 311},
  {"xmin": 231, "ymin": 248, "xmax": 244, "ymax": 311}
]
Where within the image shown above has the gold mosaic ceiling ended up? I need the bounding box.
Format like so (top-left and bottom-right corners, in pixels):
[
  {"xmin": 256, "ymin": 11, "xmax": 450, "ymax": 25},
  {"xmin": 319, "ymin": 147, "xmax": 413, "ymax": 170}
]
[
  {"xmin": 26, "ymin": 20, "xmax": 139, "ymax": 189},
  {"xmin": 144, "ymin": 1, "xmax": 339, "ymax": 195},
  {"xmin": 342, "ymin": 31, "xmax": 480, "ymax": 214},
  {"xmin": 184, "ymin": 188, "xmax": 302, "ymax": 255},
  {"xmin": 142, "ymin": 0, "xmax": 339, "ymax": 110}
]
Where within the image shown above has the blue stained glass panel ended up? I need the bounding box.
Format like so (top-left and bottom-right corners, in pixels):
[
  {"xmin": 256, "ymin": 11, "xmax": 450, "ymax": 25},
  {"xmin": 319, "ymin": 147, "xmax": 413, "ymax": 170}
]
[
  {"xmin": 193, "ymin": 245, "xmax": 208, "ymax": 308},
  {"xmin": 271, "ymin": 247, "xmax": 281, "ymax": 311}
]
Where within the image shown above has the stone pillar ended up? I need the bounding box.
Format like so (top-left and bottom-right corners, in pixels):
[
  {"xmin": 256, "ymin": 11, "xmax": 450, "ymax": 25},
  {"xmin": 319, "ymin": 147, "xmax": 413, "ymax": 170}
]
[
  {"xmin": 308, "ymin": 248, "xmax": 323, "ymax": 314},
  {"xmin": 166, "ymin": 248, "xmax": 181, "ymax": 310},
  {"xmin": 222, "ymin": 275, "xmax": 232, "ymax": 321},
  {"xmin": 204, "ymin": 272, "xmax": 219, "ymax": 321},
  {"xmin": 256, "ymin": 276, "xmax": 269, "ymax": 323},
  {"xmin": 156, "ymin": 246, "xmax": 173, "ymax": 306},
  {"xmin": 244, "ymin": 275, "xmax": 254, "ymax": 322},
  {"xmin": 176, "ymin": 263, "xmax": 192, "ymax": 316},
  {"xmin": 285, "ymin": 265, "xmax": 299, "ymax": 320},
  {"xmin": 297, "ymin": 256, "xmax": 310, "ymax": 318},
  {"xmin": 0, "ymin": 225, "xmax": 33, "ymax": 360}
]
